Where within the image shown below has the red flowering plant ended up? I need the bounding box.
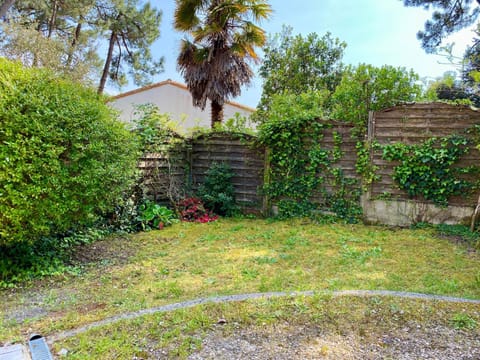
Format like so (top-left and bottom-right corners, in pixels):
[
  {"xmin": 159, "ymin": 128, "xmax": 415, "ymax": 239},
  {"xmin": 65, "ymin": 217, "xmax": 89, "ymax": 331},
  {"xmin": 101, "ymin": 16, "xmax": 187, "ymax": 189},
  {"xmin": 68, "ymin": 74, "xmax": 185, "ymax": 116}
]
[{"xmin": 176, "ymin": 197, "xmax": 218, "ymax": 223}]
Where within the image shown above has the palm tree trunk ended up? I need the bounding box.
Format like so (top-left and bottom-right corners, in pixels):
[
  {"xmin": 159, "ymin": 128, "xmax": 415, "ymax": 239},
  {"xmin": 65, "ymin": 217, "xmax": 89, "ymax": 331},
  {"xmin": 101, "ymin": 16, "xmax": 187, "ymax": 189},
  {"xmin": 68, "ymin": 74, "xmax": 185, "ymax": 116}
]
[
  {"xmin": 211, "ymin": 100, "xmax": 223, "ymax": 128},
  {"xmin": 98, "ymin": 30, "xmax": 116, "ymax": 95}
]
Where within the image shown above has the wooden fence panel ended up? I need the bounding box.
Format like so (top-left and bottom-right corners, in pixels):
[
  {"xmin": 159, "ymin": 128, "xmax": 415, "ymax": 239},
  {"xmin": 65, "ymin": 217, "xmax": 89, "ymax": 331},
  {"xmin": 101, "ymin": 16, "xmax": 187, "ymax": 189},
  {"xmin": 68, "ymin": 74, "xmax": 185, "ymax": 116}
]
[
  {"xmin": 138, "ymin": 139, "xmax": 188, "ymax": 204},
  {"xmin": 370, "ymin": 103, "xmax": 480, "ymax": 206},
  {"xmin": 190, "ymin": 132, "xmax": 265, "ymax": 208},
  {"xmin": 308, "ymin": 121, "xmax": 361, "ymax": 205}
]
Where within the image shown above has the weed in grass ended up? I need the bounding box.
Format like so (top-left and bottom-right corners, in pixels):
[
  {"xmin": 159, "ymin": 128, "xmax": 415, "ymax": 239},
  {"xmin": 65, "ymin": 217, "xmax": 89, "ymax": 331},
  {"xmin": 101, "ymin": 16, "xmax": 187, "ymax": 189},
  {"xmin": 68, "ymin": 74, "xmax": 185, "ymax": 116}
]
[
  {"xmin": 279, "ymin": 253, "xmax": 293, "ymax": 260},
  {"xmin": 159, "ymin": 268, "xmax": 170, "ymax": 276},
  {"xmin": 422, "ymin": 274, "xmax": 460, "ymax": 294},
  {"xmin": 166, "ymin": 282, "xmax": 184, "ymax": 297},
  {"xmin": 253, "ymin": 256, "xmax": 278, "ymax": 265},
  {"xmin": 260, "ymin": 231, "xmax": 275, "ymax": 240},
  {"xmin": 197, "ymin": 234, "xmax": 223, "ymax": 243},
  {"xmin": 451, "ymin": 313, "xmax": 477, "ymax": 330},
  {"xmin": 475, "ymin": 273, "xmax": 480, "ymax": 288},
  {"xmin": 293, "ymin": 301, "xmax": 309, "ymax": 314},
  {"xmin": 229, "ymin": 225, "xmax": 245, "ymax": 232},
  {"xmin": 340, "ymin": 244, "xmax": 382, "ymax": 264},
  {"xmin": 241, "ymin": 268, "xmax": 259, "ymax": 280},
  {"xmin": 284, "ymin": 235, "xmax": 310, "ymax": 249}
]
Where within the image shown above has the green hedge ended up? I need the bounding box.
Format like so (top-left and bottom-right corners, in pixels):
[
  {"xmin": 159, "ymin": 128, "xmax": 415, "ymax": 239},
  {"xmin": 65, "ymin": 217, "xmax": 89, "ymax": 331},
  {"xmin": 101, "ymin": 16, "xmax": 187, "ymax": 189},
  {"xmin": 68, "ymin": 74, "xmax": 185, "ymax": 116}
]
[{"xmin": 0, "ymin": 59, "xmax": 139, "ymax": 246}]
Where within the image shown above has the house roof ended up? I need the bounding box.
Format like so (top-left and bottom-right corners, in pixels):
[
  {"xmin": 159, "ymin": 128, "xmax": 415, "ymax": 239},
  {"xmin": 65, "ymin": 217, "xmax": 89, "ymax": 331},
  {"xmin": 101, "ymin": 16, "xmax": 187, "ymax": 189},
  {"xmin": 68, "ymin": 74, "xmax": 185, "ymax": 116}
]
[{"xmin": 110, "ymin": 79, "xmax": 256, "ymax": 113}]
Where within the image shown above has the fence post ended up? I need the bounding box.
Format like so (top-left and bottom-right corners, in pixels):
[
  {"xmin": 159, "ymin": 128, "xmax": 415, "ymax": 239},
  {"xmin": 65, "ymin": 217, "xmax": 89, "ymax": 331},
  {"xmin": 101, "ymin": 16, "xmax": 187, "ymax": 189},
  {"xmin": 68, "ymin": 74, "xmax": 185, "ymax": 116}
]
[{"xmin": 262, "ymin": 147, "xmax": 271, "ymax": 216}]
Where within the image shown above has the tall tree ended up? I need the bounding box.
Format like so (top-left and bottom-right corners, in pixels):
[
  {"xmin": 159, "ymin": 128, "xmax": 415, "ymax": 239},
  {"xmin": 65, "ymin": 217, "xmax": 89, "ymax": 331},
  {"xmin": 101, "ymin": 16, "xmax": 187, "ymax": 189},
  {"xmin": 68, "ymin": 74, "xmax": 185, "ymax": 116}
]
[
  {"xmin": 174, "ymin": 0, "xmax": 271, "ymax": 128},
  {"xmin": 96, "ymin": 0, "xmax": 164, "ymax": 94},
  {"xmin": 0, "ymin": 0, "xmax": 164, "ymax": 92},
  {"xmin": 331, "ymin": 64, "xmax": 423, "ymax": 127},
  {"xmin": 403, "ymin": 0, "xmax": 480, "ymax": 53},
  {"xmin": 256, "ymin": 25, "xmax": 346, "ymax": 120},
  {"xmin": 0, "ymin": 0, "xmax": 102, "ymax": 83}
]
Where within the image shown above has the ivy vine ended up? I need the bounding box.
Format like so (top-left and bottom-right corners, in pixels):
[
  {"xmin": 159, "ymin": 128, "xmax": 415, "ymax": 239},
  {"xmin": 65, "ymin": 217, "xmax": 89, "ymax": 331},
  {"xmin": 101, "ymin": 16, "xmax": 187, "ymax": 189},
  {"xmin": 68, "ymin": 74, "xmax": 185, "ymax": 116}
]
[
  {"xmin": 381, "ymin": 134, "xmax": 480, "ymax": 207},
  {"xmin": 258, "ymin": 92, "xmax": 362, "ymax": 221},
  {"xmin": 355, "ymin": 140, "xmax": 380, "ymax": 191}
]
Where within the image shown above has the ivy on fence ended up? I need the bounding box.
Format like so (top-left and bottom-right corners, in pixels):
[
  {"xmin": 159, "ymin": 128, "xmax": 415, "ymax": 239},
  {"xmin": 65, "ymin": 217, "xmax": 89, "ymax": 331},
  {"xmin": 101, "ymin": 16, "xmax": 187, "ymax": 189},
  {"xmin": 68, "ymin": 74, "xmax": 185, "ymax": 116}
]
[
  {"xmin": 257, "ymin": 91, "xmax": 362, "ymax": 221},
  {"xmin": 381, "ymin": 134, "xmax": 480, "ymax": 207}
]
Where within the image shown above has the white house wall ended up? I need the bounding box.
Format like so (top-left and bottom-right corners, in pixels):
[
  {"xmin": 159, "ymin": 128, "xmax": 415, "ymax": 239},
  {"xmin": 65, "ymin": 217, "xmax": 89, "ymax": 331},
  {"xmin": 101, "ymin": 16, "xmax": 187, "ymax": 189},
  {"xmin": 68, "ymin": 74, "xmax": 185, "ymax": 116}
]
[{"xmin": 109, "ymin": 83, "xmax": 254, "ymax": 133}]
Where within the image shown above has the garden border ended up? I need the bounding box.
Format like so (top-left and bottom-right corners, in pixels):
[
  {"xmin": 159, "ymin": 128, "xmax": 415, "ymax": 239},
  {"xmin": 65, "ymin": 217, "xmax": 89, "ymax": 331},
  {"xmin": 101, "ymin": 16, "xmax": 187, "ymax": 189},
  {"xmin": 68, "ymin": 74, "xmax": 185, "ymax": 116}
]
[{"xmin": 47, "ymin": 289, "xmax": 480, "ymax": 344}]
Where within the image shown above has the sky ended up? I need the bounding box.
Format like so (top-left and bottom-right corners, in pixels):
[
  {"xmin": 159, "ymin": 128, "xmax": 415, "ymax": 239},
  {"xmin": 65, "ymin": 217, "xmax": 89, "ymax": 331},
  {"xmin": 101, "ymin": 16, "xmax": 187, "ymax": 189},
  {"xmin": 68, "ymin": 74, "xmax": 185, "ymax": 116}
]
[{"xmin": 116, "ymin": 0, "xmax": 477, "ymax": 108}]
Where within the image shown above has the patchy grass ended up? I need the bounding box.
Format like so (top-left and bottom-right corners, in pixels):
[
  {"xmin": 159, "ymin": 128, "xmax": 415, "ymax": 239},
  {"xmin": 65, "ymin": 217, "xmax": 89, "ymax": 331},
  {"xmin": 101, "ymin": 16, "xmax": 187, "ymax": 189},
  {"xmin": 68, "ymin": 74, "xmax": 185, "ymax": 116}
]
[
  {"xmin": 0, "ymin": 219, "xmax": 479, "ymax": 345},
  {"xmin": 52, "ymin": 295, "xmax": 480, "ymax": 359}
]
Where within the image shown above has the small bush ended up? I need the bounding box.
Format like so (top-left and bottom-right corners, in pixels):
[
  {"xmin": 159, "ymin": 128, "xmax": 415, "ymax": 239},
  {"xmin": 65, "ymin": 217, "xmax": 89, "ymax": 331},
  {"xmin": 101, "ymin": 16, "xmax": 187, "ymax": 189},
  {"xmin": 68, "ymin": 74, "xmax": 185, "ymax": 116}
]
[
  {"xmin": 0, "ymin": 59, "xmax": 139, "ymax": 246},
  {"xmin": 177, "ymin": 197, "xmax": 218, "ymax": 223},
  {"xmin": 197, "ymin": 162, "xmax": 238, "ymax": 216},
  {"xmin": 138, "ymin": 201, "xmax": 178, "ymax": 230}
]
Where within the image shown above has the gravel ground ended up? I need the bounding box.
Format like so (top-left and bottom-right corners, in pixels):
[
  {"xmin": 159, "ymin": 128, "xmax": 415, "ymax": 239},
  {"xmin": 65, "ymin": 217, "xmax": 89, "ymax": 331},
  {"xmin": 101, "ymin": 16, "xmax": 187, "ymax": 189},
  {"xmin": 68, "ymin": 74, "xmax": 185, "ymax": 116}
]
[{"xmin": 186, "ymin": 321, "xmax": 480, "ymax": 360}]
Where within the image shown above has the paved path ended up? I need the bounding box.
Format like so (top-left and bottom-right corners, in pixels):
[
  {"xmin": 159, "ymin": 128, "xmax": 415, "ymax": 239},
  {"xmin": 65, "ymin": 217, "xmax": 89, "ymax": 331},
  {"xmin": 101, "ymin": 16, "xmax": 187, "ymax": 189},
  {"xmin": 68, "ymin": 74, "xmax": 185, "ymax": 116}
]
[
  {"xmin": 47, "ymin": 289, "xmax": 480, "ymax": 344},
  {"xmin": 0, "ymin": 344, "xmax": 30, "ymax": 360}
]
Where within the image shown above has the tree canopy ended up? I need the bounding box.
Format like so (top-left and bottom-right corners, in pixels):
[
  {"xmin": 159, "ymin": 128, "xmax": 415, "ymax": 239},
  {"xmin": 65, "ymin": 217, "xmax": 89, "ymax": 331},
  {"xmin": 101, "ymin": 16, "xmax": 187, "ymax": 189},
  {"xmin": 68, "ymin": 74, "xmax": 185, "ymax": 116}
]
[
  {"xmin": 256, "ymin": 25, "xmax": 346, "ymax": 117},
  {"xmin": 0, "ymin": 0, "xmax": 164, "ymax": 93},
  {"xmin": 331, "ymin": 64, "xmax": 423, "ymax": 127},
  {"xmin": 404, "ymin": 0, "xmax": 480, "ymax": 53},
  {"xmin": 174, "ymin": 0, "xmax": 271, "ymax": 128}
]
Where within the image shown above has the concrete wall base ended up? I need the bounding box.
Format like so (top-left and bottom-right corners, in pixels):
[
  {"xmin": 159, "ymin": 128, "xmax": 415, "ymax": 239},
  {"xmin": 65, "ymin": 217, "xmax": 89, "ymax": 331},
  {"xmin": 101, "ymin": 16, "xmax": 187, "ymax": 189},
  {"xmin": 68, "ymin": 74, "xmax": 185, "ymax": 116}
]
[{"xmin": 361, "ymin": 195, "xmax": 474, "ymax": 227}]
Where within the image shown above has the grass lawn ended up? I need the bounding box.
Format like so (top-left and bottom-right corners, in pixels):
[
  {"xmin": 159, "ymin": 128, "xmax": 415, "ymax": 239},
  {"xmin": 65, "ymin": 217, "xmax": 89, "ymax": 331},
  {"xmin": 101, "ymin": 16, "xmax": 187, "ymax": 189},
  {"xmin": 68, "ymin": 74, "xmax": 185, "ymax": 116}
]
[{"xmin": 0, "ymin": 218, "xmax": 479, "ymax": 356}]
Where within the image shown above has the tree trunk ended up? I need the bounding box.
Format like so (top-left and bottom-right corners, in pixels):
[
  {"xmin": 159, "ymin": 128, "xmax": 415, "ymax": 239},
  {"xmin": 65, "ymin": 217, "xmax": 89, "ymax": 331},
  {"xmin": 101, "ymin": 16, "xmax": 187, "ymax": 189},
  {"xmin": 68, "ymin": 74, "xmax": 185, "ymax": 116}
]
[
  {"xmin": 66, "ymin": 21, "xmax": 82, "ymax": 67},
  {"xmin": 47, "ymin": 0, "xmax": 58, "ymax": 38},
  {"xmin": 0, "ymin": 0, "xmax": 15, "ymax": 19},
  {"xmin": 211, "ymin": 100, "xmax": 224, "ymax": 128},
  {"xmin": 98, "ymin": 31, "xmax": 116, "ymax": 95}
]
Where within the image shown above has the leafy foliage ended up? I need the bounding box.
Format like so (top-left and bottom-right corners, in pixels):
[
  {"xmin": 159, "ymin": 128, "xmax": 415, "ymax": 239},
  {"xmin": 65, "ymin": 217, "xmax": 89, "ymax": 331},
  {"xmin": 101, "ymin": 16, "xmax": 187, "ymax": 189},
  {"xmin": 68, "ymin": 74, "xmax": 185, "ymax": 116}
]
[
  {"xmin": 382, "ymin": 135, "xmax": 480, "ymax": 206},
  {"xmin": 138, "ymin": 201, "xmax": 178, "ymax": 230},
  {"xmin": 0, "ymin": 227, "xmax": 109, "ymax": 288},
  {"xmin": 97, "ymin": 0, "xmax": 164, "ymax": 94},
  {"xmin": 0, "ymin": 59, "xmax": 139, "ymax": 246},
  {"xmin": 331, "ymin": 64, "xmax": 423, "ymax": 128},
  {"xmin": 258, "ymin": 91, "xmax": 361, "ymax": 221},
  {"xmin": 197, "ymin": 162, "xmax": 238, "ymax": 216},
  {"xmin": 176, "ymin": 197, "xmax": 218, "ymax": 223},
  {"xmin": 1, "ymin": 0, "xmax": 164, "ymax": 92},
  {"xmin": 256, "ymin": 25, "xmax": 346, "ymax": 120},
  {"xmin": 403, "ymin": 0, "xmax": 479, "ymax": 53},
  {"xmin": 0, "ymin": 22, "xmax": 101, "ymax": 85}
]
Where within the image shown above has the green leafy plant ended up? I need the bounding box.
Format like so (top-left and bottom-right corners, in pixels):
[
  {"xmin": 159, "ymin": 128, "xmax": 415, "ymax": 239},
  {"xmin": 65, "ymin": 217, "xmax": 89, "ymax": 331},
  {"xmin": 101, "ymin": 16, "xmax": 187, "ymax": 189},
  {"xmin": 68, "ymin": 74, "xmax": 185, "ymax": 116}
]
[
  {"xmin": 382, "ymin": 135, "xmax": 479, "ymax": 206},
  {"xmin": 0, "ymin": 58, "xmax": 139, "ymax": 246},
  {"xmin": 138, "ymin": 201, "xmax": 178, "ymax": 230},
  {"xmin": 450, "ymin": 313, "xmax": 477, "ymax": 330},
  {"xmin": 355, "ymin": 140, "xmax": 380, "ymax": 190},
  {"xmin": 258, "ymin": 90, "xmax": 361, "ymax": 220},
  {"xmin": 176, "ymin": 197, "xmax": 218, "ymax": 223},
  {"xmin": 0, "ymin": 227, "xmax": 110, "ymax": 288},
  {"xmin": 197, "ymin": 163, "xmax": 238, "ymax": 216}
]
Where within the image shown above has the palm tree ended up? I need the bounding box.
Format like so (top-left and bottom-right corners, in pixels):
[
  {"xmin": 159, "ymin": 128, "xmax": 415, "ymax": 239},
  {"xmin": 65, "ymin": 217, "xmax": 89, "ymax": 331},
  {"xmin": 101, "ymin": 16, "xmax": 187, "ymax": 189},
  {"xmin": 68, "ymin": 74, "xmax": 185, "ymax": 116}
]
[{"xmin": 174, "ymin": 0, "xmax": 271, "ymax": 128}]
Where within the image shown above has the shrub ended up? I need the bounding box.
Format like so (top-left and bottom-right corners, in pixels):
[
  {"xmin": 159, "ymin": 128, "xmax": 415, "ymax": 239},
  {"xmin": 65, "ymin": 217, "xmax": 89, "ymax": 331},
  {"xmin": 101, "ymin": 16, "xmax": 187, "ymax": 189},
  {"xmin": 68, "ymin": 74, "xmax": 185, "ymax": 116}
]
[
  {"xmin": 0, "ymin": 59, "xmax": 139, "ymax": 246},
  {"xmin": 137, "ymin": 201, "xmax": 178, "ymax": 230},
  {"xmin": 177, "ymin": 197, "xmax": 218, "ymax": 223},
  {"xmin": 197, "ymin": 162, "xmax": 238, "ymax": 216}
]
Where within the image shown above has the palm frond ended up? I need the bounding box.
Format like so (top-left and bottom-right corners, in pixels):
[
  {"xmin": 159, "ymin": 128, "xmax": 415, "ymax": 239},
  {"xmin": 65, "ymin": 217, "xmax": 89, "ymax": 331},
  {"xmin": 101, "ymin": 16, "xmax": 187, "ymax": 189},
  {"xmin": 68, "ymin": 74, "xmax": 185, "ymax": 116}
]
[
  {"xmin": 174, "ymin": 0, "xmax": 271, "ymax": 124},
  {"xmin": 174, "ymin": 0, "xmax": 208, "ymax": 31}
]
